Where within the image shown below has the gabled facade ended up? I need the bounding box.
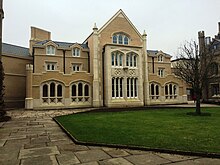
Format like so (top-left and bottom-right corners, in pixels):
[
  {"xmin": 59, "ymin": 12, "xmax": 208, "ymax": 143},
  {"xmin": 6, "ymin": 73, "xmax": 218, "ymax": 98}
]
[{"xmin": 2, "ymin": 10, "xmax": 188, "ymax": 109}]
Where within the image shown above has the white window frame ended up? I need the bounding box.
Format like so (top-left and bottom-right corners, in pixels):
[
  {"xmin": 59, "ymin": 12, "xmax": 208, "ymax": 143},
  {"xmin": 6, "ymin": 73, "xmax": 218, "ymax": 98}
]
[
  {"xmin": 158, "ymin": 68, "xmax": 164, "ymax": 77},
  {"xmin": 46, "ymin": 45, "xmax": 55, "ymax": 55},
  {"xmin": 46, "ymin": 62, "xmax": 57, "ymax": 71},
  {"xmin": 112, "ymin": 34, "xmax": 130, "ymax": 45},
  {"xmin": 112, "ymin": 77, "xmax": 123, "ymax": 99},
  {"xmin": 111, "ymin": 52, "xmax": 123, "ymax": 67},
  {"xmin": 72, "ymin": 64, "xmax": 81, "ymax": 72},
  {"xmin": 158, "ymin": 55, "xmax": 163, "ymax": 62},
  {"xmin": 165, "ymin": 83, "xmax": 178, "ymax": 99},
  {"xmin": 72, "ymin": 48, "xmax": 80, "ymax": 57},
  {"xmin": 71, "ymin": 82, "xmax": 90, "ymax": 103},
  {"xmin": 127, "ymin": 78, "xmax": 138, "ymax": 98}
]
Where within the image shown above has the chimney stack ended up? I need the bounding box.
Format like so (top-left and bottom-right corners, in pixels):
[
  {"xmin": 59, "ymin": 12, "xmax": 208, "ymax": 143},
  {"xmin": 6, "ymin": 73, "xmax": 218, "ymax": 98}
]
[{"xmin": 218, "ymin": 22, "xmax": 220, "ymax": 35}]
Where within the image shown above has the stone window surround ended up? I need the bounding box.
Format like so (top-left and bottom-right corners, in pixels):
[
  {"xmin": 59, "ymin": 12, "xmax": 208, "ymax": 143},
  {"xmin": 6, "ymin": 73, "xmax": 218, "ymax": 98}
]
[
  {"xmin": 45, "ymin": 61, "xmax": 57, "ymax": 71},
  {"xmin": 46, "ymin": 45, "xmax": 55, "ymax": 55},
  {"xmin": 41, "ymin": 81, "xmax": 64, "ymax": 104},
  {"xmin": 112, "ymin": 33, "xmax": 130, "ymax": 45},
  {"xmin": 71, "ymin": 81, "xmax": 90, "ymax": 103},
  {"xmin": 165, "ymin": 83, "xmax": 178, "ymax": 99},
  {"xmin": 72, "ymin": 63, "xmax": 82, "ymax": 72},
  {"xmin": 72, "ymin": 47, "xmax": 81, "ymax": 57},
  {"xmin": 150, "ymin": 83, "xmax": 160, "ymax": 100},
  {"xmin": 158, "ymin": 68, "xmax": 164, "ymax": 77}
]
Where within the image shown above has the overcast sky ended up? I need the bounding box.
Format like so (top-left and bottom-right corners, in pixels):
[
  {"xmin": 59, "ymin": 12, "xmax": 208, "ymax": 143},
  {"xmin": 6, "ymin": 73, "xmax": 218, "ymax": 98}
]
[{"xmin": 3, "ymin": 0, "xmax": 220, "ymax": 58}]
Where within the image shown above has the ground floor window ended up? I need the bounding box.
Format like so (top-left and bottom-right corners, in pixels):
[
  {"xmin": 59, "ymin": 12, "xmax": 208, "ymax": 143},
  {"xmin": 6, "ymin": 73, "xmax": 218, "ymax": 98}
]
[
  {"xmin": 112, "ymin": 77, "xmax": 123, "ymax": 98},
  {"xmin": 71, "ymin": 82, "xmax": 90, "ymax": 103},
  {"xmin": 165, "ymin": 83, "xmax": 178, "ymax": 99},
  {"xmin": 42, "ymin": 81, "xmax": 63, "ymax": 104},
  {"xmin": 211, "ymin": 84, "xmax": 219, "ymax": 96},
  {"xmin": 127, "ymin": 78, "xmax": 138, "ymax": 98},
  {"xmin": 150, "ymin": 83, "xmax": 160, "ymax": 100}
]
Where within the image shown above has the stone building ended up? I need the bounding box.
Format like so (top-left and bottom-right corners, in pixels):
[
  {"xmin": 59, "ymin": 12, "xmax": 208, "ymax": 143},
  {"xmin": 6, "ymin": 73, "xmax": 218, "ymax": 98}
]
[
  {"xmin": 3, "ymin": 9, "xmax": 187, "ymax": 109},
  {"xmin": 198, "ymin": 22, "xmax": 220, "ymax": 103}
]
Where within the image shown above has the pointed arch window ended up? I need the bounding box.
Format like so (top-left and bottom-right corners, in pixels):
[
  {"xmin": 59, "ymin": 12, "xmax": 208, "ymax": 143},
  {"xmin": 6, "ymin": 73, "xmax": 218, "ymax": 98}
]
[
  {"xmin": 150, "ymin": 83, "xmax": 160, "ymax": 100},
  {"xmin": 42, "ymin": 81, "xmax": 63, "ymax": 104},
  {"xmin": 111, "ymin": 51, "xmax": 124, "ymax": 67},
  {"xmin": 112, "ymin": 33, "xmax": 130, "ymax": 45},
  {"xmin": 71, "ymin": 82, "xmax": 90, "ymax": 103},
  {"xmin": 165, "ymin": 83, "xmax": 178, "ymax": 99},
  {"xmin": 46, "ymin": 45, "xmax": 55, "ymax": 55}
]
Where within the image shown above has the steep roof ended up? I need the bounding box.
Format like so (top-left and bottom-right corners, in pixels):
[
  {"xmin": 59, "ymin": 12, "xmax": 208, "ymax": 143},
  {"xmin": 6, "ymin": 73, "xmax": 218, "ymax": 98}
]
[
  {"xmin": 147, "ymin": 50, "xmax": 172, "ymax": 57},
  {"xmin": 2, "ymin": 43, "xmax": 30, "ymax": 57},
  {"xmin": 98, "ymin": 9, "xmax": 142, "ymax": 38},
  {"xmin": 35, "ymin": 40, "xmax": 88, "ymax": 49}
]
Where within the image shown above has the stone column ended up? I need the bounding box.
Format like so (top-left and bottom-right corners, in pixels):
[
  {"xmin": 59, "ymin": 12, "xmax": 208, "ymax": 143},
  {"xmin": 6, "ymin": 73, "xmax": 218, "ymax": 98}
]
[
  {"xmin": 25, "ymin": 64, "xmax": 33, "ymax": 109},
  {"xmin": 92, "ymin": 23, "xmax": 101, "ymax": 107},
  {"xmin": 142, "ymin": 31, "xmax": 150, "ymax": 105}
]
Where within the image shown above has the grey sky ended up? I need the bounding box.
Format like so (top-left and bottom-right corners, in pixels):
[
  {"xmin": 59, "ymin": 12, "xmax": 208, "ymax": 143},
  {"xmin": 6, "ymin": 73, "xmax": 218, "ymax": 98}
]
[{"xmin": 3, "ymin": 0, "xmax": 220, "ymax": 57}]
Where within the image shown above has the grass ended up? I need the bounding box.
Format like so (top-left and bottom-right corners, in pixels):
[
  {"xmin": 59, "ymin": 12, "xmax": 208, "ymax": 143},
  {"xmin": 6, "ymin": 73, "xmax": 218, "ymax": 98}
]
[{"xmin": 55, "ymin": 107, "xmax": 220, "ymax": 154}]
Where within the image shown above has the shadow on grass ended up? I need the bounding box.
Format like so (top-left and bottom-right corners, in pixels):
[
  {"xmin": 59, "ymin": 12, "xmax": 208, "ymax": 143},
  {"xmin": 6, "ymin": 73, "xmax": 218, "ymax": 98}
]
[{"xmin": 186, "ymin": 112, "xmax": 211, "ymax": 116}]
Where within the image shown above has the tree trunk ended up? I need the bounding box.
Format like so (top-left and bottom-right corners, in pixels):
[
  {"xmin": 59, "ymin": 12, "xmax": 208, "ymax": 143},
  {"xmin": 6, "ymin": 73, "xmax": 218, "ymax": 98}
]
[{"xmin": 195, "ymin": 89, "xmax": 201, "ymax": 115}]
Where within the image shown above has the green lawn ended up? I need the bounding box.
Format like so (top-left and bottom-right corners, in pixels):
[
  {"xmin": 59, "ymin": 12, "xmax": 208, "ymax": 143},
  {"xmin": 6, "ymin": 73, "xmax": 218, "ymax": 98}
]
[{"xmin": 55, "ymin": 108, "xmax": 220, "ymax": 154}]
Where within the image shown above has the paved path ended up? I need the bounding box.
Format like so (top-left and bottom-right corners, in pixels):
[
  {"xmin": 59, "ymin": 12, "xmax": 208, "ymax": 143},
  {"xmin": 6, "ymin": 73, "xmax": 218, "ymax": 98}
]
[{"xmin": 0, "ymin": 108, "xmax": 219, "ymax": 165}]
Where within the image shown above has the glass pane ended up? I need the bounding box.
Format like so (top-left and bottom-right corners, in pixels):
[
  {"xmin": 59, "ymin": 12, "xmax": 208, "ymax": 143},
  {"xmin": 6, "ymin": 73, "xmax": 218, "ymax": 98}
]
[
  {"xmin": 120, "ymin": 78, "xmax": 123, "ymax": 97},
  {"xmin": 126, "ymin": 55, "xmax": 129, "ymax": 66},
  {"xmin": 130, "ymin": 54, "xmax": 133, "ymax": 67},
  {"xmin": 127, "ymin": 78, "xmax": 129, "ymax": 97},
  {"xmin": 165, "ymin": 85, "xmax": 168, "ymax": 95},
  {"xmin": 112, "ymin": 53, "xmax": 114, "ymax": 66},
  {"xmin": 112, "ymin": 78, "xmax": 115, "ymax": 97},
  {"xmin": 156, "ymin": 85, "xmax": 159, "ymax": 95},
  {"xmin": 43, "ymin": 84, "xmax": 48, "ymax": 97},
  {"xmin": 169, "ymin": 84, "xmax": 172, "ymax": 95},
  {"xmin": 135, "ymin": 78, "xmax": 137, "ymax": 97},
  {"xmin": 131, "ymin": 78, "xmax": 133, "ymax": 97},
  {"xmin": 116, "ymin": 78, "xmax": 119, "ymax": 97},
  {"xmin": 124, "ymin": 36, "xmax": 128, "ymax": 45},
  {"xmin": 78, "ymin": 83, "xmax": 83, "ymax": 96},
  {"xmin": 118, "ymin": 35, "xmax": 123, "ymax": 44},
  {"xmin": 119, "ymin": 54, "xmax": 122, "ymax": 66},
  {"xmin": 151, "ymin": 84, "xmax": 154, "ymax": 95},
  {"xmin": 85, "ymin": 84, "xmax": 89, "ymax": 96},
  {"xmin": 113, "ymin": 35, "xmax": 117, "ymax": 44},
  {"xmin": 134, "ymin": 55, "xmax": 137, "ymax": 67},
  {"xmin": 50, "ymin": 83, "xmax": 55, "ymax": 97},
  {"xmin": 57, "ymin": 84, "xmax": 62, "ymax": 97},
  {"xmin": 72, "ymin": 84, "xmax": 76, "ymax": 96}
]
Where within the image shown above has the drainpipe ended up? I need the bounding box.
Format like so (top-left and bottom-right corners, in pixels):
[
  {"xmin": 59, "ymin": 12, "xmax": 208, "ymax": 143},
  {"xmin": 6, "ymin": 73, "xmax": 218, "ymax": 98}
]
[{"xmin": 63, "ymin": 50, "xmax": 66, "ymax": 74}]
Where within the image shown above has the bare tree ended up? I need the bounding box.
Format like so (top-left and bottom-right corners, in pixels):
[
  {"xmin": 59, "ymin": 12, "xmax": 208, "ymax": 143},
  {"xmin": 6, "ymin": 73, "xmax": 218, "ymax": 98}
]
[{"xmin": 173, "ymin": 40, "xmax": 213, "ymax": 115}]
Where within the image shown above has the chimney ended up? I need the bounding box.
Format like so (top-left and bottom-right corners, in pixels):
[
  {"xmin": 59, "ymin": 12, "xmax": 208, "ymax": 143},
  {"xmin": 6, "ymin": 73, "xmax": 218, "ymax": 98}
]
[
  {"xmin": 198, "ymin": 31, "xmax": 205, "ymax": 53},
  {"xmin": 218, "ymin": 22, "xmax": 220, "ymax": 35}
]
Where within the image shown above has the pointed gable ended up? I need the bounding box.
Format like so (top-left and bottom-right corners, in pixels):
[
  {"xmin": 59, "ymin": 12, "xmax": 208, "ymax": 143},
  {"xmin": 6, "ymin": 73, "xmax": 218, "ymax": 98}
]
[{"xmin": 97, "ymin": 9, "xmax": 143, "ymax": 47}]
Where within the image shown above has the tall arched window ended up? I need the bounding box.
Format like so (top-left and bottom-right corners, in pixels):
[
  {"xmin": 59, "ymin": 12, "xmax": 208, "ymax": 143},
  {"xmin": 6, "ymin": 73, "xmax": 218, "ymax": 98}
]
[
  {"xmin": 165, "ymin": 83, "xmax": 178, "ymax": 99},
  {"xmin": 124, "ymin": 36, "xmax": 129, "ymax": 45},
  {"xmin": 43, "ymin": 84, "xmax": 48, "ymax": 97},
  {"xmin": 111, "ymin": 51, "xmax": 124, "ymax": 67},
  {"xmin": 42, "ymin": 81, "xmax": 63, "ymax": 104},
  {"xmin": 118, "ymin": 35, "xmax": 123, "ymax": 44},
  {"xmin": 126, "ymin": 52, "xmax": 138, "ymax": 68},
  {"xmin": 150, "ymin": 83, "xmax": 160, "ymax": 100},
  {"xmin": 127, "ymin": 78, "xmax": 138, "ymax": 98},
  {"xmin": 112, "ymin": 77, "xmax": 123, "ymax": 99},
  {"xmin": 113, "ymin": 35, "xmax": 117, "ymax": 44},
  {"xmin": 71, "ymin": 82, "xmax": 90, "ymax": 103}
]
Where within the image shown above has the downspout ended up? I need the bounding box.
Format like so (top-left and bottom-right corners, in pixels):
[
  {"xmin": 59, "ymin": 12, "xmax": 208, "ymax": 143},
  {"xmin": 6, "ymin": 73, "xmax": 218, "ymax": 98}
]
[
  {"xmin": 152, "ymin": 57, "xmax": 155, "ymax": 74},
  {"xmin": 32, "ymin": 47, "xmax": 35, "ymax": 73},
  {"xmin": 63, "ymin": 50, "xmax": 66, "ymax": 74},
  {"xmin": 102, "ymin": 46, "xmax": 105, "ymax": 107}
]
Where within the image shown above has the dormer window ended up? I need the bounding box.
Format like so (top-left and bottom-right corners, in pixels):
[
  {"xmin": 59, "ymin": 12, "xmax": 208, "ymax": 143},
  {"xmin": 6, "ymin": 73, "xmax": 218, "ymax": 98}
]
[
  {"xmin": 72, "ymin": 48, "xmax": 80, "ymax": 57},
  {"xmin": 112, "ymin": 33, "xmax": 129, "ymax": 45},
  {"xmin": 158, "ymin": 55, "xmax": 163, "ymax": 62},
  {"xmin": 46, "ymin": 45, "xmax": 55, "ymax": 55}
]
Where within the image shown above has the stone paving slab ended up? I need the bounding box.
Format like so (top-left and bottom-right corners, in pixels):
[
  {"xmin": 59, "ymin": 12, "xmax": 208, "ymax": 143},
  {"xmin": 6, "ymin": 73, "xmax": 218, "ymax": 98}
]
[
  {"xmin": 99, "ymin": 157, "xmax": 133, "ymax": 165},
  {"xmin": 1, "ymin": 109, "xmax": 219, "ymax": 165},
  {"xmin": 19, "ymin": 146, "xmax": 60, "ymax": 159},
  {"xmin": 56, "ymin": 152, "xmax": 80, "ymax": 165},
  {"xmin": 125, "ymin": 153, "xmax": 171, "ymax": 165},
  {"xmin": 75, "ymin": 149, "xmax": 111, "ymax": 163},
  {"xmin": 20, "ymin": 155, "xmax": 58, "ymax": 165}
]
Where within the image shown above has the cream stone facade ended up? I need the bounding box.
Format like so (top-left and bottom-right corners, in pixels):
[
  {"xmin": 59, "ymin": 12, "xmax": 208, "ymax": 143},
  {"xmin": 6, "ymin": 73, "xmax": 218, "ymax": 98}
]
[{"xmin": 3, "ymin": 10, "xmax": 187, "ymax": 109}]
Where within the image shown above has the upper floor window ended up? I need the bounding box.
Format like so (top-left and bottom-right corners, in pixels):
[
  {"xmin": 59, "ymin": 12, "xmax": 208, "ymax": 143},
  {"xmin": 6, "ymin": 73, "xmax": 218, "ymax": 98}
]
[
  {"xmin": 126, "ymin": 52, "xmax": 138, "ymax": 68},
  {"xmin": 46, "ymin": 62, "xmax": 57, "ymax": 71},
  {"xmin": 158, "ymin": 55, "xmax": 163, "ymax": 62},
  {"xmin": 72, "ymin": 64, "xmax": 81, "ymax": 72},
  {"xmin": 112, "ymin": 33, "xmax": 129, "ymax": 45},
  {"xmin": 158, "ymin": 68, "xmax": 164, "ymax": 77},
  {"xmin": 72, "ymin": 48, "xmax": 80, "ymax": 57},
  {"xmin": 112, "ymin": 51, "xmax": 123, "ymax": 67},
  {"xmin": 46, "ymin": 45, "xmax": 55, "ymax": 55}
]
